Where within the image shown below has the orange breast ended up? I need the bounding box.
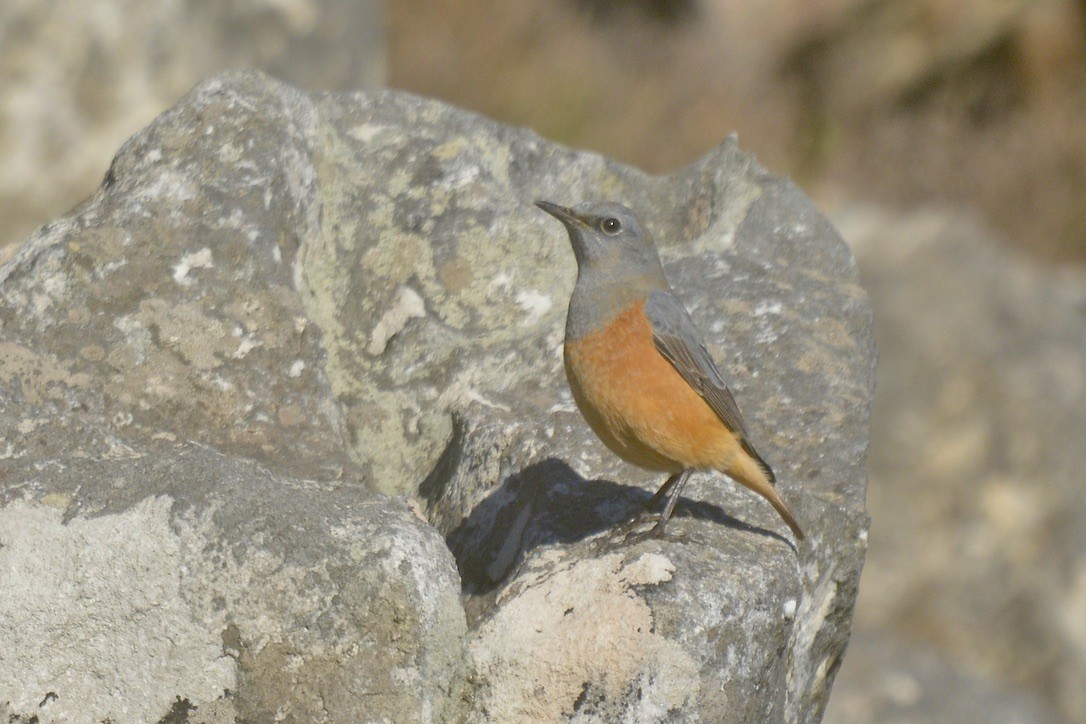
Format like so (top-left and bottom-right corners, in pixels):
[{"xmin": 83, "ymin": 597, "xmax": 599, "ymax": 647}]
[{"xmin": 564, "ymin": 301, "xmax": 742, "ymax": 472}]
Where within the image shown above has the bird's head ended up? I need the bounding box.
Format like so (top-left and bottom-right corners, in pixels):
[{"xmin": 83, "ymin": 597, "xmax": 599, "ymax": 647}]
[{"xmin": 534, "ymin": 200, "xmax": 667, "ymax": 285}]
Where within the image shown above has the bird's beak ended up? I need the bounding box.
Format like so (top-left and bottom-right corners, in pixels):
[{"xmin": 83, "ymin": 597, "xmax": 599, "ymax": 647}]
[{"xmin": 534, "ymin": 200, "xmax": 587, "ymax": 229}]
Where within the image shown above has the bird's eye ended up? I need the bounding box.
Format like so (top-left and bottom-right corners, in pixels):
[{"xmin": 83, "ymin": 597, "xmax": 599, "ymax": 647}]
[{"xmin": 600, "ymin": 217, "xmax": 622, "ymax": 235}]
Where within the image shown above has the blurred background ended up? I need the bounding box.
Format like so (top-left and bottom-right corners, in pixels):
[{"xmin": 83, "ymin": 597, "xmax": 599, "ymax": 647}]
[{"xmin": 2, "ymin": 1, "xmax": 1084, "ymax": 721}]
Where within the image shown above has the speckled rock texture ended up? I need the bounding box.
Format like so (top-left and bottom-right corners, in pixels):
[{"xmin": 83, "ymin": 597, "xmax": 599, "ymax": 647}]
[{"xmin": 0, "ymin": 71, "xmax": 874, "ymax": 722}]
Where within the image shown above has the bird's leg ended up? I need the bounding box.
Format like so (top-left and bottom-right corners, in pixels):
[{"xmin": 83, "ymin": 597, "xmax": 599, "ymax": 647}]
[
  {"xmin": 619, "ymin": 470, "xmax": 683, "ymax": 531},
  {"xmin": 643, "ymin": 470, "xmax": 685, "ymax": 513},
  {"xmin": 619, "ymin": 469, "xmax": 692, "ymax": 544},
  {"xmin": 649, "ymin": 468, "xmax": 692, "ymax": 537}
]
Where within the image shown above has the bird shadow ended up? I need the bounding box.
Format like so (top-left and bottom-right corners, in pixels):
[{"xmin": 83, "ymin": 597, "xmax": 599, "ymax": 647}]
[{"xmin": 445, "ymin": 457, "xmax": 785, "ymax": 595}]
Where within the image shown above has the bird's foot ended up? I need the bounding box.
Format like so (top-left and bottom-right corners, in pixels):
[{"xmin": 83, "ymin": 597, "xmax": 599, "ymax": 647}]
[
  {"xmin": 608, "ymin": 510, "xmax": 674, "ymax": 546},
  {"xmin": 615, "ymin": 508, "xmax": 657, "ymax": 533},
  {"xmin": 620, "ymin": 526, "xmax": 660, "ymax": 546}
]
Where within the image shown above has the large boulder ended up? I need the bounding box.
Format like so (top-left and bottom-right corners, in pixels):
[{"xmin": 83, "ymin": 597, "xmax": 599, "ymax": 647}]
[{"xmin": 0, "ymin": 71, "xmax": 874, "ymax": 721}]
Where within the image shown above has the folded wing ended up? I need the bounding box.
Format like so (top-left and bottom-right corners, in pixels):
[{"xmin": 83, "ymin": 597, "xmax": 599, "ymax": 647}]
[{"xmin": 644, "ymin": 289, "xmax": 776, "ymax": 484}]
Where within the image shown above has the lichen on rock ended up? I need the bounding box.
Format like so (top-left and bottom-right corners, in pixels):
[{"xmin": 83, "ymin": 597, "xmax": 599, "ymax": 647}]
[{"xmin": 0, "ymin": 71, "xmax": 874, "ymax": 722}]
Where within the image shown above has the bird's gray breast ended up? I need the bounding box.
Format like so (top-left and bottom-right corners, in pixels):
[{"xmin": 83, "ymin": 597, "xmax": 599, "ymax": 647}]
[{"xmin": 565, "ymin": 270, "xmax": 667, "ymax": 342}]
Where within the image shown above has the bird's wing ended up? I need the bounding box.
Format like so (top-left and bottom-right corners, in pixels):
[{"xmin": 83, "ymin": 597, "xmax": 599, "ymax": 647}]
[{"xmin": 644, "ymin": 289, "xmax": 776, "ymax": 483}]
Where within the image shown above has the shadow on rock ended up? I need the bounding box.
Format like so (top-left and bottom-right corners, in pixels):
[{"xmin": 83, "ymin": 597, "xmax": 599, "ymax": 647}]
[{"xmin": 446, "ymin": 458, "xmax": 768, "ymax": 594}]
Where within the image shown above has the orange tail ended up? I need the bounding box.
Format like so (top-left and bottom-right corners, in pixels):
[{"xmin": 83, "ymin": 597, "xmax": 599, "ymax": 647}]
[{"xmin": 725, "ymin": 452, "xmax": 806, "ymax": 540}]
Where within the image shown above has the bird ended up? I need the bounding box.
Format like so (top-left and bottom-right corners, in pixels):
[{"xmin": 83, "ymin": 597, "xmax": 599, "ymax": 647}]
[{"xmin": 534, "ymin": 199, "xmax": 805, "ymax": 541}]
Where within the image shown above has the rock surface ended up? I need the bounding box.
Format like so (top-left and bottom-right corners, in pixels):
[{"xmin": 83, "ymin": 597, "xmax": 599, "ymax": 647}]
[
  {"xmin": 0, "ymin": 435, "xmax": 466, "ymax": 723},
  {"xmin": 0, "ymin": 0, "xmax": 384, "ymax": 260},
  {"xmin": 824, "ymin": 207, "xmax": 1086, "ymax": 724},
  {"xmin": 0, "ymin": 71, "xmax": 874, "ymax": 721}
]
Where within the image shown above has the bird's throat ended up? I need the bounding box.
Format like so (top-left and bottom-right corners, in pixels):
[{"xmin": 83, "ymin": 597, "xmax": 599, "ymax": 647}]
[{"xmin": 566, "ymin": 271, "xmax": 667, "ymax": 342}]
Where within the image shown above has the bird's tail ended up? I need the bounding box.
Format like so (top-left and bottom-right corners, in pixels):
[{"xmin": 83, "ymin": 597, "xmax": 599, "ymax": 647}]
[
  {"xmin": 726, "ymin": 451, "xmax": 805, "ymax": 541},
  {"xmin": 740, "ymin": 438, "xmax": 777, "ymax": 486}
]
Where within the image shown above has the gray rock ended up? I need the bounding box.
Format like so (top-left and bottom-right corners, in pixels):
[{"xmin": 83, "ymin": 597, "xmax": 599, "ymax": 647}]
[
  {"xmin": 0, "ymin": 0, "xmax": 384, "ymax": 258},
  {"xmin": 827, "ymin": 206, "xmax": 1086, "ymax": 723},
  {"xmin": 0, "ymin": 430, "xmax": 466, "ymax": 723},
  {"xmin": 0, "ymin": 71, "xmax": 874, "ymax": 721}
]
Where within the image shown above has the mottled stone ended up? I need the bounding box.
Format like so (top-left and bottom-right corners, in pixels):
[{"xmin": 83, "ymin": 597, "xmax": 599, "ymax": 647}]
[
  {"xmin": 0, "ymin": 425, "xmax": 467, "ymax": 723},
  {"xmin": 0, "ymin": 71, "xmax": 874, "ymax": 721}
]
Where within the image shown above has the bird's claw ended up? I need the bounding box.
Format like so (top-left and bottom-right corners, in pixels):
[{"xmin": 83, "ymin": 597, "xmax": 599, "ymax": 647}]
[
  {"xmin": 609, "ymin": 510, "xmax": 675, "ymax": 546},
  {"xmin": 620, "ymin": 525, "xmax": 662, "ymax": 546}
]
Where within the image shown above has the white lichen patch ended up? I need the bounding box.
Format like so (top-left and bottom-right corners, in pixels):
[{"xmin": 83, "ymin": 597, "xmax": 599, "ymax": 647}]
[
  {"xmin": 514, "ymin": 289, "xmax": 552, "ymax": 326},
  {"xmin": 756, "ymin": 327, "xmax": 780, "ymax": 346},
  {"xmin": 368, "ymin": 286, "xmax": 426, "ymax": 356},
  {"xmin": 348, "ymin": 123, "xmax": 389, "ymax": 143},
  {"xmin": 136, "ymin": 167, "xmax": 197, "ymax": 206},
  {"xmin": 172, "ymin": 247, "xmax": 214, "ymax": 286},
  {"xmin": 231, "ymin": 326, "xmax": 262, "ymax": 359},
  {"xmin": 490, "ymin": 271, "xmax": 512, "ymax": 287},
  {"xmin": 30, "ymin": 267, "xmax": 70, "ymax": 320},
  {"xmin": 470, "ymin": 551, "xmax": 697, "ymax": 720},
  {"xmin": 0, "ymin": 497, "xmax": 235, "ymax": 722},
  {"xmin": 754, "ymin": 300, "xmax": 784, "ymax": 316},
  {"xmin": 217, "ymin": 141, "xmax": 242, "ymax": 164}
]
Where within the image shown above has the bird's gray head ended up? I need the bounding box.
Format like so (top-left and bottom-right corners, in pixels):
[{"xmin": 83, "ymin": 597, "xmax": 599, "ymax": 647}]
[
  {"xmin": 535, "ymin": 199, "xmax": 671, "ymax": 337},
  {"xmin": 534, "ymin": 200, "xmax": 668, "ymax": 286}
]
